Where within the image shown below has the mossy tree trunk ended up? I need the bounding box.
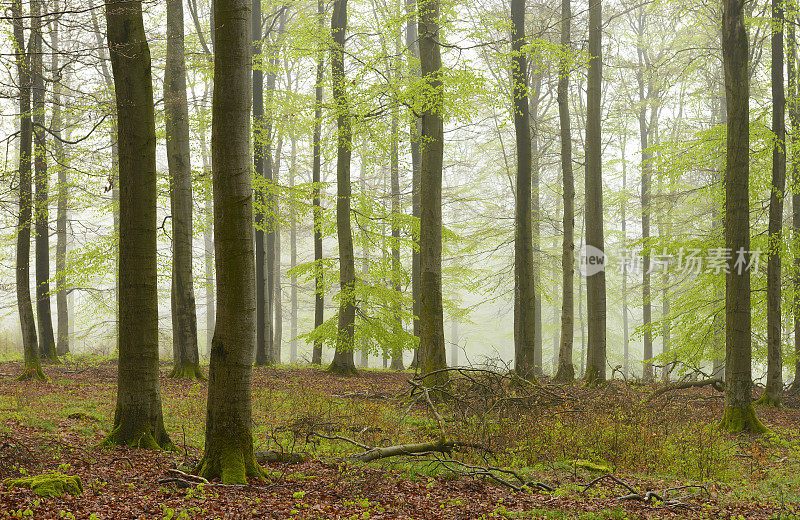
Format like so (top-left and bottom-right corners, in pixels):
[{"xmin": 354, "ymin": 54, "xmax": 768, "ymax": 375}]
[
  {"xmin": 196, "ymin": 0, "xmax": 264, "ymax": 483},
  {"xmin": 554, "ymin": 0, "xmax": 575, "ymax": 384},
  {"xmin": 329, "ymin": 0, "xmax": 357, "ymax": 376},
  {"xmin": 789, "ymin": 3, "xmax": 800, "ymax": 394},
  {"xmin": 102, "ymin": 0, "xmax": 171, "ymax": 449},
  {"xmin": 12, "ymin": 0, "xmax": 43, "ymax": 382},
  {"xmin": 719, "ymin": 0, "xmax": 766, "ymax": 433},
  {"xmin": 166, "ymin": 0, "xmax": 202, "ymax": 380},
  {"xmin": 417, "ymin": 0, "xmax": 448, "ymax": 387}
]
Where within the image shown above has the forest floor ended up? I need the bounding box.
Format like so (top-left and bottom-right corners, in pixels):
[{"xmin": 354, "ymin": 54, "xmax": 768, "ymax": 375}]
[{"xmin": 0, "ymin": 359, "xmax": 798, "ymax": 519}]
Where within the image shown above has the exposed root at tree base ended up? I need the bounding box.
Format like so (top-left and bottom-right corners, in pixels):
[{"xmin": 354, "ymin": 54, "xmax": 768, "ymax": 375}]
[
  {"xmin": 326, "ymin": 362, "xmax": 358, "ymax": 377},
  {"xmin": 754, "ymin": 393, "xmax": 781, "ymax": 408},
  {"xmin": 553, "ymin": 364, "xmax": 575, "ymax": 384},
  {"xmin": 718, "ymin": 405, "xmax": 768, "ymax": 434},
  {"xmin": 100, "ymin": 425, "xmax": 174, "ymax": 451},
  {"xmin": 17, "ymin": 362, "xmax": 47, "ymax": 382},
  {"xmin": 167, "ymin": 363, "xmax": 206, "ymax": 380},
  {"xmin": 195, "ymin": 446, "xmax": 267, "ymax": 485}
]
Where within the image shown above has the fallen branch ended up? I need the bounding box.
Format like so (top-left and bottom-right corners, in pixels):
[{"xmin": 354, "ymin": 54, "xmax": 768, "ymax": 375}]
[
  {"xmin": 646, "ymin": 378, "xmax": 724, "ymax": 402},
  {"xmin": 254, "ymin": 450, "xmax": 306, "ymax": 464}
]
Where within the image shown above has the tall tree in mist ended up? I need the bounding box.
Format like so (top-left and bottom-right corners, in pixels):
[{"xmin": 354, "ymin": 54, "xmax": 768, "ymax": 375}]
[
  {"xmin": 329, "ymin": 0, "xmax": 357, "ymax": 375},
  {"xmin": 758, "ymin": 0, "xmax": 785, "ymax": 406},
  {"xmin": 554, "ymin": 0, "xmax": 575, "ymax": 383},
  {"xmin": 196, "ymin": 0, "xmax": 264, "ymax": 482},
  {"xmin": 417, "ymin": 0, "xmax": 448, "ymax": 385},
  {"xmin": 719, "ymin": 0, "xmax": 766, "ymax": 432},
  {"xmin": 13, "ymin": 0, "xmax": 43, "ymax": 380},
  {"xmin": 166, "ymin": 0, "xmax": 201, "ymax": 379},
  {"xmin": 32, "ymin": 0, "xmax": 58, "ymax": 363},
  {"xmin": 584, "ymin": 0, "xmax": 606, "ymax": 385},
  {"xmin": 312, "ymin": 0, "xmax": 325, "ymax": 365},
  {"xmin": 510, "ymin": 0, "xmax": 536, "ymax": 379},
  {"xmin": 102, "ymin": 0, "xmax": 171, "ymax": 448}
]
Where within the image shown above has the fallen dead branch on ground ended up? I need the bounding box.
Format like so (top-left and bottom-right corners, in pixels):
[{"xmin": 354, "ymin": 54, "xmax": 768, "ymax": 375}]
[{"xmin": 646, "ymin": 379, "xmax": 724, "ymax": 402}]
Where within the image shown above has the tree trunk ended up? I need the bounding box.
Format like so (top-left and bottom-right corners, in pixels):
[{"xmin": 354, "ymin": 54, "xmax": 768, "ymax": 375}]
[
  {"xmin": 390, "ymin": 71, "xmax": 405, "ymax": 371},
  {"xmin": 52, "ymin": 1, "xmax": 69, "ymax": 357},
  {"xmin": 32, "ymin": 0, "xmax": 57, "ymax": 363},
  {"xmin": 166, "ymin": 0, "xmax": 202, "ymax": 379},
  {"xmin": 289, "ymin": 126, "xmax": 298, "ymax": 364},
  {"xmin": 328, "ymin": 0, "xmax": 357, "ymax": 376},
  {"xmin": 253, "ymin": 0, "xmax": 267, "ymax": 366},
  {"xmin": 554, "ymin": 0, "xmax": 574, "ymax": 383},
  {"xmin": 584, "ymin": 0, "xmax": 606, "ymax": 385},
  {"xmin": 789, "ymin": 2, "xmax": 800, "ymax": 394},
  {"xmin": 12, "ymin": 0, "xmax": 43, "ymax": 381},
  {"xmin": 359, "ymin": 149, "xmax": 369, "ymax": 368},
  {"xmin": 719, "ymin": 0, "xmax": 766, "ymax": 433},
  {"xmin": 511, "ymin": 0, "xmax": 536, "ymax": 379},
  {"xmin": 636, "ymin": 16, "xmax": 653, "ymax": 381},
  {"xmin": 273, "ymin": 131, "xmax": 284, "ymax": 363},
  {"xmin": 530, "ymin": 70, "xmax": 543, "ymax": 376},
  {"xmin": 406, "ymin": 0, "xmax": 422, "ymax": 369},
  {"xmin": 417, "ymin": 0, "xmax": 448, "ymax": 387},
  {"xmin": 757, "ymin": 0, "xmax": 786, "ymax": 407},
  {"xmin": 621, "ymin": 135, "xmax": 629, "ymax": 380},
  {"xmin": 195, "ymin": 0, "xmax": 264, "ymax": 482},
  {"xmin": 200, "ymin": 85, "xmax": 215, "ymax": 356},
  {"xmin": 312, "ymin": 0, "xmax": 325, "ymax": 365},
  {"xmin": 101, "ymin": 0, "xmax": 171, "ymax": 449},
  {"xmin": 90, "ymin": 3, "xmax": 120, "ymax": 348}
]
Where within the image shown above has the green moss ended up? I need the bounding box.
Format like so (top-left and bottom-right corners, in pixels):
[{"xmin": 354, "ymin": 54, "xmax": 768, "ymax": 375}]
[
  {"xmin": 16, "ymin": 359, "xmax": 47, "ymax": 382},
  {"xmin": 754, "ymin": 393, "xmax": 781, "ymax": 408},
  {"xmin": 553, "ymin": 364, "xmax": 575, "ymax": 384},
  {"xmin": 195, "ymin": 435, "xmax": 266, "ymax": 485},
  {"xmin": 326, "ymin": 361, "xmax": 358, "ymax": 377},
  {"xmin": 4, "ymin": 472, "xmax": 83, "ymax": 497},
  {"xmin": 167, "ymin": 362, "xmax": 206, "ymax": 380},
  {"xmin": 583, "ymin": 365, "xmax": 604, "ymax": 388},
  {"xmin": 718, "ymin": 405, "xmax": 769, "ymax": 434},
  {"xmin": 574, "ymin": 459, "xmax": 611, "ymax": 473},
  {"xmin": 100, "ymin": 424, "xmax": 174, "ymax": 451}
]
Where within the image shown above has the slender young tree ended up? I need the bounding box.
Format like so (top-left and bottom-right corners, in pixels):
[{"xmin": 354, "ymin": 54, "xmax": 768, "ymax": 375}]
[
  {"xmin": 719, "ymin": 0, "xmax": 766, "ymax": 433},
  {"xmin": 166, "ymin": 0, "xmax": 202, "ymax": 379},
  {"xmin": 32, "ymin": 0, "xmax": 58, "ymax": 363},
  {"xmin": 253, "ymin": 0, "xmax": 267, "ymax": 366},
  {"xmin": 584, "ymin": 0, "xmax": 606, "ymax": 385},
  {"xmin": 790, "ymin": 2, "xmax": 800, "ymax": 394},
  {"xmin": 511, "ymin": 0, "xmax": 536, "ymax": 378},
  {"xmin": 102, "ymin": 0, "xmax": 171, "ymax": 448},
  {"xmin": 329, "ymin": 0, "xmax": 357, "ymax": 375},
  {"xmin": 390, "ymin": 78, "xmax": 405, "ymax": 371},
  {"xmin": 635, "ymin": 10, "xmax": 654, "ymax": 381},
  {"xmin": 52, "ymin": 1, "xmax": 69, "ymax": 357},
  {"xmin": 758, "ymin": 0, "xmax": 786, "ymax": 406},
  {"xmin": 554, "ymin": 0, "xmax": 575, "ymax": 383},
  {"xmin": 417, "ymin": 0, "xmax": 448, "ymax": 386},
  {"xmin": 312, "ymin": 0, "xmax": 325, "ymax": 365},
  {"xmin": 406, "ymin": 0, "xmax": 422, "ymax": 368},
  {"xmin": 195, "ymin": 0, "xmax": 264, "ymax": 482},
  {"xmin": 13, "ymin": 0, "xmax": 43, "ymax": 381}
]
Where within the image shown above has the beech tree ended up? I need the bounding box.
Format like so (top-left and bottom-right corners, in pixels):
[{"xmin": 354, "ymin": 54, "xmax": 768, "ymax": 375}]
[
  {"xmin": 312, "ymin": 0, "xmax": 325, "ymax": 366},
  {"xmin": 417, "ymin": 0, "xmax": 448, "ymax": 386},
  {"xmin": 102, "ymin": 0, "xmax": 171, "ymax": 448},
  {"xmin": 719, "ymin": 0, "xmax": 766, "ymax": 433},
  {"xmin": 13, "ymin": 0, "xmax": 42, "ymax": 381},
  {"xmin": 166, "ymin": 0, "xmax": 202, "ymax": 379},
  {"xmin": 329, "ymin": 0, "xmax": 357, "ymax": 375},
  {"xmin": 196, "ymin": 0, "xmax": 264, "ymax": 482},
  {"xmin": 554, "ymin": 0, "xmax": 575, "ymax": 383},
  {"xmin": 585, "ymin": 0, "xmax": 606, "ymax": 385},
  {"xmin": 511, "ymin": 0, "xmax": 536, "ymax": 379}
]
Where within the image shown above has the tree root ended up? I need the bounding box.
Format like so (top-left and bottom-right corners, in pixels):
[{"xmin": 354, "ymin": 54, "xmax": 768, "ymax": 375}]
[{"xmin": 167, "ymin": 363, "xmax": 206, "ymax": 380}]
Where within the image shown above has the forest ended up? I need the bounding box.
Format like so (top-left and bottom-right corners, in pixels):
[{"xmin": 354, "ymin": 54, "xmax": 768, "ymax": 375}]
[{"xmin": 0, "ymin": 0, "xmax": 799, "ymax": 517}]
